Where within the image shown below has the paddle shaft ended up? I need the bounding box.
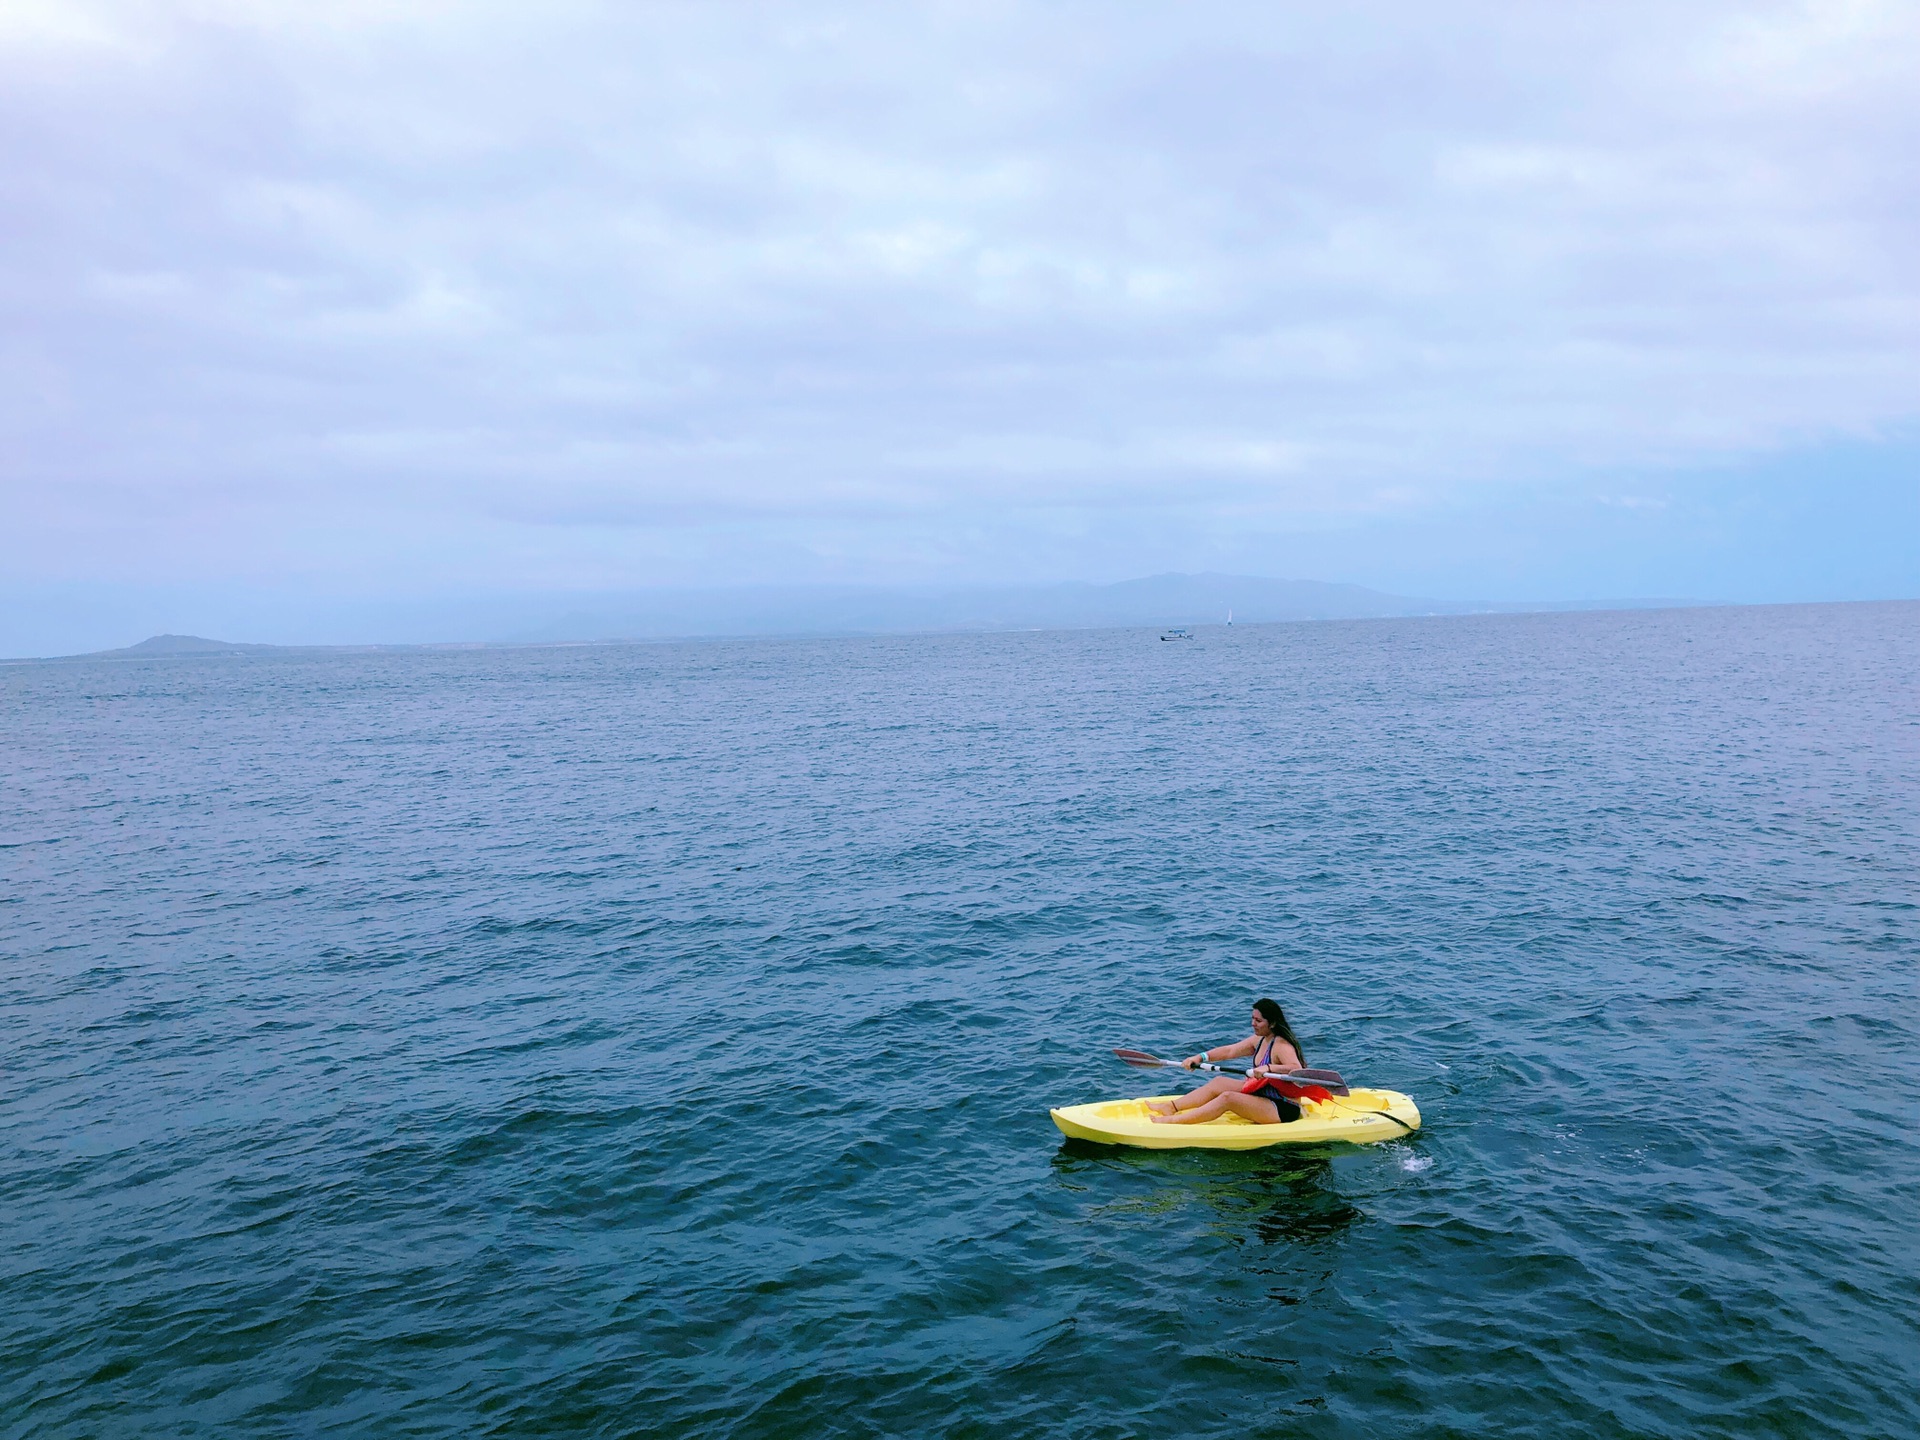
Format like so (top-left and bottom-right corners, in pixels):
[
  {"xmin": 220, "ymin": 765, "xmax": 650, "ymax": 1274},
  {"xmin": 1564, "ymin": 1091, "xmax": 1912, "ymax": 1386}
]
[{"xmin": 1113, "ymin": 1048, "xmax": 1250, "ymax": 1077}]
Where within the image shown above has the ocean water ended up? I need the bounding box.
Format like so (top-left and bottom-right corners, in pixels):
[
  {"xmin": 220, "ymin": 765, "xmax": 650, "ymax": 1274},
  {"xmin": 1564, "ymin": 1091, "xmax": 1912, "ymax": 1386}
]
[{"xmin": 3, "ymin": 602, "xmax": 1917, "ymax": 1439}]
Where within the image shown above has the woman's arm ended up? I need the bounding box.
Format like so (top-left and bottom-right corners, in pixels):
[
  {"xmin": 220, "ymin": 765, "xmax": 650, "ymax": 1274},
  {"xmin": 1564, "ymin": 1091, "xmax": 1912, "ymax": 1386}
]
[{"xmin": 1182, "ymin": 1035, "xmax": 1260, "ymax": 1068}]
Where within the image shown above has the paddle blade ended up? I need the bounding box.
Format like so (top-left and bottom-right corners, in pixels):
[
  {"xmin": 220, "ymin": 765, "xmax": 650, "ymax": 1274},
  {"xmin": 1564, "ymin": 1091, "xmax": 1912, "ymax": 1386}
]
[
  {"xmin": 1292, "ymin": 1068, "xmax": 1346, "ymax": 1085},
  {"xmin": 1265, "ymin": 1079, "xmax": 1334, "ymax": 1103},
  {"xmin": 1112, "ymin": 1048, "xmax": 1177, "ymax": 1069},
  {"xmin": 1282, "ymin": 1069, "xmax": 1350, "ymax": 1097}
]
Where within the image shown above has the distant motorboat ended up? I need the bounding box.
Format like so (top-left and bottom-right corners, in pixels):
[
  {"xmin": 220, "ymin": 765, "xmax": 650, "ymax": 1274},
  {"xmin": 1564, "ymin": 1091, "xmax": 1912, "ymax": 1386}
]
[{"xmin": 1160, "ymin": 626, "xmax": 1193, "ymax": 641}]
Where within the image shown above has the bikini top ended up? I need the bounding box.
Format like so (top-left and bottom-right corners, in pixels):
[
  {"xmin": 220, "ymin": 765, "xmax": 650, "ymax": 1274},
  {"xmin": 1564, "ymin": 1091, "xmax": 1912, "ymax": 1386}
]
[
  {"xmin": 1243, "ymin": 1034, "xmax": 1333, "ymax": 1103},
  {"xmin": 1252, "ymin": 1034, "xmax": 1297, "ymax": 1072}
]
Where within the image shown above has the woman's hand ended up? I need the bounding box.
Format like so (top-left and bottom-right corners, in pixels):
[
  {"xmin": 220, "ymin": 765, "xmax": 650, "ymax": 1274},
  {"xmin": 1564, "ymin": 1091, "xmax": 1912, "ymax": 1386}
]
[{"xmin": 1182, "ymin": 1054, "xmax": 1204, "ymax": 1069}]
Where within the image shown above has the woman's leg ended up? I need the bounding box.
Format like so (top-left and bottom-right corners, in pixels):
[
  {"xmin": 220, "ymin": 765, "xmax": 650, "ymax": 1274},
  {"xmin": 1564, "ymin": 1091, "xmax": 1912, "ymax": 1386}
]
[
  {"xmin": 1145, "ymin": 1075, "xmax": 1241, "ymax": 1114},
  {"xmin": 1151, "ymin": 1092, "xmax": 1283, "ymax": 1125}
]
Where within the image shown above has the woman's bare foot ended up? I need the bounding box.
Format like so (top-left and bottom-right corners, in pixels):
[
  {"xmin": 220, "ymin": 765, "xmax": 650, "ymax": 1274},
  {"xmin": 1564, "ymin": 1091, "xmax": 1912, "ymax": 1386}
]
[{"xmin": 1146, "ymin": 1100, "xmax": 1178, "ymax": 1115}]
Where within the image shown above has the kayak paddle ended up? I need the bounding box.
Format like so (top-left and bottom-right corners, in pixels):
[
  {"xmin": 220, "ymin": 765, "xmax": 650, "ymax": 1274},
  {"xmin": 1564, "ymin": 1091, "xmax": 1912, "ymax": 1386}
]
[{"xmin": 1112, "ymin": 1047, "xmax": 1249, "ymax": 1077}]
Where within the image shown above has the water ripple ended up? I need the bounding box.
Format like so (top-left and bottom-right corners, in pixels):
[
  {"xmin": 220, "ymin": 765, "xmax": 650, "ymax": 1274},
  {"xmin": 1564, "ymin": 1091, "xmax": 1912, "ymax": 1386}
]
[{"xmin": 3, "ymin": 603, "xmax": 1918, "ymax": 1437}]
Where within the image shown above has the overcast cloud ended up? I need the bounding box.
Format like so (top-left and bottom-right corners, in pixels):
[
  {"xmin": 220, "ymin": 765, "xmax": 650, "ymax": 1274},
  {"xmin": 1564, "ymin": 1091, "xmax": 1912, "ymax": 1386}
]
[{"xmin": 3, "ymin": 0, "xmax": 1918, "ymax": 635}]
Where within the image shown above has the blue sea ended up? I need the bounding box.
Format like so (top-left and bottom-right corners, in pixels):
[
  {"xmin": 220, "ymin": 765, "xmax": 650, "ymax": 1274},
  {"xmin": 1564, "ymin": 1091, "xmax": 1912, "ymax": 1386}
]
[{"xmin": 4, "ymin": 603, "xmax": 1918, "ymax": 1438}]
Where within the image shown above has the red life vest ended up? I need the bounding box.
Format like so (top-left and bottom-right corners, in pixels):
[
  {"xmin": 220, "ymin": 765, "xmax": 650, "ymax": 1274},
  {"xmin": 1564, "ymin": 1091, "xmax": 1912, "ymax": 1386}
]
[{"xmin": 1241, "ymin": 1075, "xmax": 1332, "ymax": 1104}]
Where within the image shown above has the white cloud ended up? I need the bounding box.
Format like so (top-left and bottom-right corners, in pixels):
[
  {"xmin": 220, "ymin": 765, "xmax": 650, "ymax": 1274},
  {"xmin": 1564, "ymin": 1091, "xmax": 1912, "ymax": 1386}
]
[{"xmin": 2, "ymin": 0, "xmax": 1917, "ymax": 590}]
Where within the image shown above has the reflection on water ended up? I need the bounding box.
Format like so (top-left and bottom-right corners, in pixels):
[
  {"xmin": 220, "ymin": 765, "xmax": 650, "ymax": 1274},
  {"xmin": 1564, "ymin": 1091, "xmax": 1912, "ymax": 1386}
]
[{"xmin": 1052, "ymin": 1140, "xmax": 1366, "ymax": 1246}]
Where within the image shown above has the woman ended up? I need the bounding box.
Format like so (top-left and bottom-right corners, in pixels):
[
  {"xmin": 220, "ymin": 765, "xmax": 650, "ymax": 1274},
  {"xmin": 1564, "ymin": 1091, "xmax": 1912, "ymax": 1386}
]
[{"xmin": 1148, "ymin": 998, "xmax": 1308, "ymax": 1126}]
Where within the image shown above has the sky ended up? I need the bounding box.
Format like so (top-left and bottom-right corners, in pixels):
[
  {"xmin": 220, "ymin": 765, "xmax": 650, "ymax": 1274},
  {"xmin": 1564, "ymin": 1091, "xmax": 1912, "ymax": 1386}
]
[{"xmin": 3, "ymin": 1, "xmax": 1918, "ymax": 650}]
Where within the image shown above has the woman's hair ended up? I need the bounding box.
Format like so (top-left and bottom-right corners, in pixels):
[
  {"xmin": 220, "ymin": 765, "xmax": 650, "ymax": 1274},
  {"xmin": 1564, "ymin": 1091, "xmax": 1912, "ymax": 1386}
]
[{"xmin": 1253, "ymin": 998, "xmax": 1304, "ymax": 1063}]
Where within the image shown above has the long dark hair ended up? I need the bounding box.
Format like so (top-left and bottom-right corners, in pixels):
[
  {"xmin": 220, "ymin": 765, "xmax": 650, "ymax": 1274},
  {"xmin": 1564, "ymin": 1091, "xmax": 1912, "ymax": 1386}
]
[{"xmin": 1253, "ymin": 998, "xmax": 1304, "ymax": 1063}]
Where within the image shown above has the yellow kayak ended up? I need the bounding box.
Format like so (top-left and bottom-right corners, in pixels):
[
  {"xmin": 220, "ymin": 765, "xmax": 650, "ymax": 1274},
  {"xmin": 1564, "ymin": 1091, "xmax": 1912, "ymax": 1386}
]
[{"xmin": 1050, "ymin": 1088, "xmax": 1421, "ymax": 1149}]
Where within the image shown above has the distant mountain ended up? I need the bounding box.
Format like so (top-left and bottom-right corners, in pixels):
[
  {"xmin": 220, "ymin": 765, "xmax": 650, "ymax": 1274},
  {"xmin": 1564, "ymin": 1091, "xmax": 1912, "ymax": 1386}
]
[
  {"xmin": 95, "ymin": 633, "xmax": 286, "ymax": 657},
  {"xmin": 25, "ymin": 575, "xmax": 1699, "ymax": 659},
  {"xmin": 43, "ymin": 633, "xmax": 438, "ymax": 661}
]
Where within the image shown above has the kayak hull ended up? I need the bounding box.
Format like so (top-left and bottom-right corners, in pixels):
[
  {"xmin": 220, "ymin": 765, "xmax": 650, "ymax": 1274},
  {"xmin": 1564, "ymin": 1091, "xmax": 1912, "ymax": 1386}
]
[{"xmin": 1050, "ymin": 1089, "xmax": 1421, "ymax": 1149}]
